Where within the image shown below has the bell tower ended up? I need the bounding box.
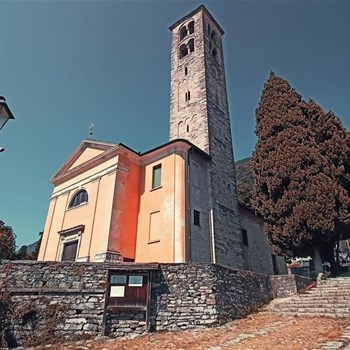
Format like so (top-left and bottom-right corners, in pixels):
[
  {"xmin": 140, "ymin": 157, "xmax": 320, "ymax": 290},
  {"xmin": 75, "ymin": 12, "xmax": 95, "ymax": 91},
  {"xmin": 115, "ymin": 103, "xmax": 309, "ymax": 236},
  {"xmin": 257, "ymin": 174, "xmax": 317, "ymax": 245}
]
[{"xmin": 169, "ymin": 5, "xmax": 244, "ymax": 268}]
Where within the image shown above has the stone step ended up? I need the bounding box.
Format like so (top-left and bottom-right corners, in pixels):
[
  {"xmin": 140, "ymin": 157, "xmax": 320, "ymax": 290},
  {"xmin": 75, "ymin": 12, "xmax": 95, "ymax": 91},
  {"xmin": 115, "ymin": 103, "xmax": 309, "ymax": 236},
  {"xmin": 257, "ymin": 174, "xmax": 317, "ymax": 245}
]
[
  {"xmin": 318, "ymin": 282, "xmax": 350, "ymax": 287},
  {"xmin": 266, "ymin": 302, "xmax": 350, "ymax": 308},
  {"xmin": 316, "ymin": 284, "xmax": 350, "ymax": 290},
  {"xmin": 285, "ymin": 300, "xmax": 350, "ymax": 306},
  {"xmin": 263, "ymin": 277, "xmax": 350, "ymax": 318},
  {"xmin": 299, "ymin": 291, "xmax": 350, "ymax": 296},
  {"xmin": 294, "ymin": 295, "xmax": 350, "ymax": 300},
  {"xmin": 310, "ymin": 284, "xmax": 350, "ymax": 291},
  {"xmin": 272, "ymin": 304, "xmax": 350, "ymax": 311},
  {"xmin": 268, "ymin": 308, "xmax": 350, "ymax": 317},
  {"xmin": 261, "ymin": 310, "xmax": 350, "ymax": 318},
  {"xmin": 264, "ymin": 304, "xmax": 350, "ymax": 313}
]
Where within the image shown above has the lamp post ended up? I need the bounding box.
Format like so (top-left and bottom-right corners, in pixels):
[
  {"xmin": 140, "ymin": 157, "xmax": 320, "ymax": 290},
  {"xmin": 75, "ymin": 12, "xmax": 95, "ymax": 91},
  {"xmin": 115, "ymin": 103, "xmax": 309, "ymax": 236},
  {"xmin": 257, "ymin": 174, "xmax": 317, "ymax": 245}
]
[{"xmin": 0, "ymin": 96, "xmax": 15, "ymax": 152}]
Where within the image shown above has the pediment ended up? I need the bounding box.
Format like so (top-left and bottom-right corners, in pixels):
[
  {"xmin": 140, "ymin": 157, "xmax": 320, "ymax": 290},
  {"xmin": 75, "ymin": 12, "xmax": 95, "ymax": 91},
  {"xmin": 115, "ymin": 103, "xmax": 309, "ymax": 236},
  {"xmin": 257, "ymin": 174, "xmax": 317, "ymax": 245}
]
[{"xmin": 50, "ymin": 140, "xmax": 116, "ymax": 183}]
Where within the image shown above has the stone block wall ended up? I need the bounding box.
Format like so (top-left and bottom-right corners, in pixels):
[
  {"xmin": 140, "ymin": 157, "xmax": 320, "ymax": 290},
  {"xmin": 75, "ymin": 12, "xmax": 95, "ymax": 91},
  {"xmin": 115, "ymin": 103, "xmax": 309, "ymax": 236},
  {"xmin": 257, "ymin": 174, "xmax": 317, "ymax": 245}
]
[
  {"xmin": 213, "ymin": 265, "xmax": 272, "ymax": 323},
  {"xmin": 152, "ymin": 264, "xmax": 218, "ymax": 331},
  {"xmin": 239, "ymin": 206, "xmax": 288, "ymax": 275},
  {"xmin": 0, "ymin": 260, "xmax": 110, "ymax": 347},
  {"xmin": 270, "ymin": 274, "xmax": 313, "ymax": 298},
  {"xmin": 0, "ymin": 261, "xmax": 299, "ymax": 348},
  {"xmin": 152, "ymin": 264, "xmax": 272, "ymax": 330}
]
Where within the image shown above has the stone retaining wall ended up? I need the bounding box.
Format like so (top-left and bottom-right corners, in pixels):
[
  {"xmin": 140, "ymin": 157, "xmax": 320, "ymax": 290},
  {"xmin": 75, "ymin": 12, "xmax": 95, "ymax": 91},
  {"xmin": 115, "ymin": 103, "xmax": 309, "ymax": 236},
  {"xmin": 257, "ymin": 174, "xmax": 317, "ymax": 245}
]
[
  {"xmin": 0, "ymin": 261, "xmax": 296, "ymax": 348},
  {"xmin": 270, "ymin": 274, "xmax": 313, "ymax": 298}
]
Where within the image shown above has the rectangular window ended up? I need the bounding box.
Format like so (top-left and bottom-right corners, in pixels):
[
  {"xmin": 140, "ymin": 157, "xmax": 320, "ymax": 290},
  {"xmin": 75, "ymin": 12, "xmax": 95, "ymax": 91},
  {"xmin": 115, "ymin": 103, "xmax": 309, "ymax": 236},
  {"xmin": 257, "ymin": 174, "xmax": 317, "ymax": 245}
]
[
  {"xmin": 272, "ymin": 254, "xmax": 279, "ymax": 275},
  {"xmin": 61, "ymin": 240, "xmax": 78, "ymax": 261},
  {"xmin": 242, "ymin": 229, "xmax": 248, "ymax": 246},
  {"xmin": 149, "ymin": 211, "xmax": 161, "ymax": 242},
  {"xmin": 194, "ymin": 210, "xmax": 200, "ymax": 226},
  {"xmin": 152, "ymin": 164, "xmax": 162, "ymax": 189}
]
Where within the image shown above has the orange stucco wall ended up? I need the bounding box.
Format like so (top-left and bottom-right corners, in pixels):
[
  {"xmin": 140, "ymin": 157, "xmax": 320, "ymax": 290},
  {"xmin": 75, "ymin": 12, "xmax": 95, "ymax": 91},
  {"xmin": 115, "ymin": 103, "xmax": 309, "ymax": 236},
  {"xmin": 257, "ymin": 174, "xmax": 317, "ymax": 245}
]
[
  {"xmin": 70, "ymin": 148, "xmax": 105, "ymax": 169},
  {"xmin": 108, "ymin": 155, "xmax": 140, "ymax": 260},
  {"xmin": 38, "ymin": 141, "xmax": 190, "ymax": 264},
  {"xmin": 135, "ymin": 151, "xmax": 186, "ymax": 263},
  {"xmin": 38, "ymin": 153, "xmax": 120, "ymax": 261}
]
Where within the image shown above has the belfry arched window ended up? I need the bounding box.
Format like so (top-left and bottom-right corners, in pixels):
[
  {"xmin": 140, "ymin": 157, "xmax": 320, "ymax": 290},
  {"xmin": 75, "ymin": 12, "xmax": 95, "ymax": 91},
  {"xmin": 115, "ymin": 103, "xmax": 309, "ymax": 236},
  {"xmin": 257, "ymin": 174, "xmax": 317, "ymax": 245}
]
[
  {"xmin": 179, "ymin": 44, "xmax": 188, "ymax": 59},
  {"xmin": 179, "ymin": 20, "xmax": 195, "ymax": 42},
  {"xmin": 188, "ymin": 21, "xmax": 194, "ymax": 34},
  {"xmin": 68, "ymin": 189, "xmax": 88, "ymax": 208},
  {"xmin": 188, "ymin": 39, "xmax": 194, "ymax": 53},
  {"xmin": 179, "ymin": 39, "xmax": 195, "ymax": 59},
  {"xmin": 180, "ymin": 26, "xmax": 188, "ymax": 41}
]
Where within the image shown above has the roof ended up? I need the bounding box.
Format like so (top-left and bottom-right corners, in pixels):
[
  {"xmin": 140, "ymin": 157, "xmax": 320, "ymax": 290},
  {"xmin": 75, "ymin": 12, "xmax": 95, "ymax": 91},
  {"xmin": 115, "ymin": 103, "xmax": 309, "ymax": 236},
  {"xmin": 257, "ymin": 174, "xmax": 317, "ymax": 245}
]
[
  {"xmin": 137, "ymin": 138, "xmax": 211, "ymax": 160},
  {"xmin": 169, "ymin": 4, "xmax": 225, "ymax": 35},
  {"xmin": 50, "ymin": 137, "xmax": 211, "ymax": 185}
]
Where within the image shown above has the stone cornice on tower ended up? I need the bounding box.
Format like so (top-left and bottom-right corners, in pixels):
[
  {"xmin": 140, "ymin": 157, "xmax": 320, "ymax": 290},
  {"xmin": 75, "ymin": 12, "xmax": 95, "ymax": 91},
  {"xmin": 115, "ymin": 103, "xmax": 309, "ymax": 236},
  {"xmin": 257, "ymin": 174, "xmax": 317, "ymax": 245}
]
[{"xmin": 169, "ymin": 4, "xmax": 224, "ymax": 35}]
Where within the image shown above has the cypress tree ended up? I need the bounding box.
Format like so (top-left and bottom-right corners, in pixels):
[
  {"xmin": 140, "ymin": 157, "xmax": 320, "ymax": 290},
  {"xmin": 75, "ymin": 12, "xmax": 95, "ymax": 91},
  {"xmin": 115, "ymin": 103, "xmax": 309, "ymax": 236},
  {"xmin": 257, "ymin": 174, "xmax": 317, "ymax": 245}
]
[{"xmin": 252, "ymin": 72, "xmax": 350, "ymax": 275}]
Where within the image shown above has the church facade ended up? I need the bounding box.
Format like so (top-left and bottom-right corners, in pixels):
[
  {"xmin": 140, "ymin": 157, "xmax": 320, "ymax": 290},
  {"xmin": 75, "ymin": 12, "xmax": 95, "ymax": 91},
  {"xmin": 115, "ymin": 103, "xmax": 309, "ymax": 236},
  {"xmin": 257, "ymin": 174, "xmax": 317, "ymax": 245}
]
[{"xmin": 38, "ymin": 5, "xmax": 285, "ymax": 273}]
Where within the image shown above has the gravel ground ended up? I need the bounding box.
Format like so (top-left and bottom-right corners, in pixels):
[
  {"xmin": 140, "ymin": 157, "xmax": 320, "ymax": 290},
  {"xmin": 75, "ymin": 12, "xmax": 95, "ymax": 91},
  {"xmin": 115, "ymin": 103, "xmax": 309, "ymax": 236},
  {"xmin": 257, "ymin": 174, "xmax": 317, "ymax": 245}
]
[{"xmin": 29, "ymin": 313, "xmax": 350, "ymax": 350}]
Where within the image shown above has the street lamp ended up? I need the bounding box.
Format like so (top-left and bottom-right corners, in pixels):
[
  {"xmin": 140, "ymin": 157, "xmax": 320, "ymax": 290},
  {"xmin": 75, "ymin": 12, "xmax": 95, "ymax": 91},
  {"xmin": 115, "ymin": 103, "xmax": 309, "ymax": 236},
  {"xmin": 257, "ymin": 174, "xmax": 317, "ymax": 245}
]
[{"xmin": 0, "ymin": 96, "xmax": 15, "ymax": 131}]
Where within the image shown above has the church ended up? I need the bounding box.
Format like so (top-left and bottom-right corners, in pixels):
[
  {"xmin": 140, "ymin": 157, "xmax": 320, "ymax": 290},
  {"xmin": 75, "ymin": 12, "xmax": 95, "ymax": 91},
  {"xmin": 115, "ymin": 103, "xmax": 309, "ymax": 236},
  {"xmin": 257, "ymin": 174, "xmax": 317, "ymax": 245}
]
[{"xmin": 38, "ymin": 5, "xmax": 286, "ymax": 275}]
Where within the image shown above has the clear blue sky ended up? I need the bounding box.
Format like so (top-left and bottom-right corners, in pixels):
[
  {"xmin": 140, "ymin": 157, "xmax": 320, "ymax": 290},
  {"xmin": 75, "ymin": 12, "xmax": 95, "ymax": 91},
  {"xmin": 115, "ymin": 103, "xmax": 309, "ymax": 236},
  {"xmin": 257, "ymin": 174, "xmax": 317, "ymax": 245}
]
[{"xmin": 1, "ymin": 0, "xmax": 349, "ymax": 247}]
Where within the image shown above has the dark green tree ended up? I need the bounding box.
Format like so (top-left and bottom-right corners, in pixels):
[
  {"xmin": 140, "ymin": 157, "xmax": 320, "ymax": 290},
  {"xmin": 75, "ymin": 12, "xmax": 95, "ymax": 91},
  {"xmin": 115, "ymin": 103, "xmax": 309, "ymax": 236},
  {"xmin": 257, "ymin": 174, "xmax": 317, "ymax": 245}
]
[
  {"xmin": 252, "ymin": 72, "xmax": 350, "ymax": 275},
  {"xmin": 14, "ymin": 245, "xmax": 30, "ymax": 260},
  {"xmin": 0, "ymin": 221, "xmax": 16, "ymax": 260}
]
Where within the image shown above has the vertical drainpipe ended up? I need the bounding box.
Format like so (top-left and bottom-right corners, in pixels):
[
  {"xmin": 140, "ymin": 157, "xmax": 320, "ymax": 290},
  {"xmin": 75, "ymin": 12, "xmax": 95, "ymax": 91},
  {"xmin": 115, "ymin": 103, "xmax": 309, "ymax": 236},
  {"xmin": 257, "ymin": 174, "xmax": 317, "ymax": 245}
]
[
  {"xmin": 209, "ymin": 208, "xmax": 216, "ymax": 264},
  {"xmin": 173, "ymin": 147, "xmax": 176, "ymax": 262},
  {"xmin": 185, "ymin": 148, "xmax": 192, "ymax": 263}
]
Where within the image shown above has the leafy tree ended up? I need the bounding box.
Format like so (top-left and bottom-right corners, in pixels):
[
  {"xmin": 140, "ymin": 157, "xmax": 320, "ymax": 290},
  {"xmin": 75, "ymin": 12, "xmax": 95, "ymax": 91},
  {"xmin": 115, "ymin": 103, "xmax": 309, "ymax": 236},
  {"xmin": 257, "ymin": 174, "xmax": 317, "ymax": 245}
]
[
  {"xmin": 252, "ymin": 72, "xmax": 350, "ymax": 275},
  {"xmin": 31, "ymin": 231, "xmax": 42, "ymax": 260},
  {"xmin": 0, "ymin": 221, "xmax": 16, "ymax": 260},
  {"xmin": 13, "ymin": 232, "xmax": 43, "ymax": 260},
  {"xmin": 14, "ymin": 245, "xmax": 30, "ymax": 260}
]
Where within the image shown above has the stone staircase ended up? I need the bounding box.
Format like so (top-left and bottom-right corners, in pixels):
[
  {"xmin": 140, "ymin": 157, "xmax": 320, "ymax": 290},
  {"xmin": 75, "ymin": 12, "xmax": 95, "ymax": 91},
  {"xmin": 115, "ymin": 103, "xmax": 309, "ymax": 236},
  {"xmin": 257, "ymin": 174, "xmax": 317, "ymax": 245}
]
[{"xmin": 263, "ymin": 276, "xmax": 350, "ymax": 317}]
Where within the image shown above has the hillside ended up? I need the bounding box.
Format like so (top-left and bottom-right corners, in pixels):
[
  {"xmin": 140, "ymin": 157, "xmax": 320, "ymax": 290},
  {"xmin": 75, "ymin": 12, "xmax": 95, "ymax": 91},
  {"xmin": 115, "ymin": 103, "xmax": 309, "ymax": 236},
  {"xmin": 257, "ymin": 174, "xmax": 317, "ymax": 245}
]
[
  {"xmin": 235, "ymin": 157, "xmax": 253, "ymax": 186},
  {"xmin": 235, "ymin": 157, "xmax": 254, "ymax": 207}
]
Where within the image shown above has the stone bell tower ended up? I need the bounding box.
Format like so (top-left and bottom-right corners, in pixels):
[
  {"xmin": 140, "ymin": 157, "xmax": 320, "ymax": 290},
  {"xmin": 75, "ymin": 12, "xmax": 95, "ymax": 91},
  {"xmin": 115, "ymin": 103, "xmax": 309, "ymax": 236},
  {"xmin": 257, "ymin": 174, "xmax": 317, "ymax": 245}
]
[{"xmin": 169, "ymin": 5, "xmax": 244, "ymax": 268}]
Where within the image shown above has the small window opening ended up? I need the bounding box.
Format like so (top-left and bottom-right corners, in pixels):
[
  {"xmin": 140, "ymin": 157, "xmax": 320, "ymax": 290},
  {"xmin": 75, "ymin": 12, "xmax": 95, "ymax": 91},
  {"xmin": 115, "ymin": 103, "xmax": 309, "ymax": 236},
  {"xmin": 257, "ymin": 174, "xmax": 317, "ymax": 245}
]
[
  {"xmin": 194, "ymin": 210, "xmax": 200, "ymax": 226},
  {"xmin": 187, "ymin": 125, "xmax": 190, "ymax": 132},
  {"xmin": 208, "ymin": 23, "xmax": 211, "ymax": 34},
  {"xmin": 180, "ymin": 26, "xmax": 188, "ymax": 41},
  {"xmin": 179, "ymin": 44, "xmax": 188, "ymax": 59},
  {"xmin": 68, "ymin": 189, "xmax": 88, "ymax": 208},
  {"xmin": 185, "ymin": 92, "xmax": 188, "ymax": 102},
  {"xmin": 212, "ymin": 48, "xmax": 218, "ymax": 58},
  {"xmin": 211, "ymin": 30, "xmax": 216, "ymax": 40},
  {"xmin": 188, "ymin": 39, "xmax": 194, "ymax": 53},
  {"xmin": 185, "ymin": 67, "xmax": 188, "ymax": 75},
  {"xmin": 272, "ymin": 254, "xmax": 279, "ymax": 274},
  {"xmin": 242, "ymin": 229, "xmax": 248, "ymax": 246},
  {"xmin": 188, "ymin": 21, "xmax": 194, "ymax": 34},
  {"xmin": 152, "ymin": 164, "xmax": 162, "ymax": 189},
  {"xmin": 188, "ymin": 91, "xmax": 191, "ymax": 101}
]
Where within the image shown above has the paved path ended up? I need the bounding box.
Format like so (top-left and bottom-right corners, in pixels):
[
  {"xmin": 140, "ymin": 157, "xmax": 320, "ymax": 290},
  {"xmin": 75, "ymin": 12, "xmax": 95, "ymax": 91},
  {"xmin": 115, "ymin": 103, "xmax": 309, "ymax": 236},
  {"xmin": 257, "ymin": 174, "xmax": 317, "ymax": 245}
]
[
  {"xmin": 29, "ymin": 313, "xmax": 350, "ymax": 350},
  {"xmin": 317, "ymin": 326, "xmax": 350, "ymax": 350}
]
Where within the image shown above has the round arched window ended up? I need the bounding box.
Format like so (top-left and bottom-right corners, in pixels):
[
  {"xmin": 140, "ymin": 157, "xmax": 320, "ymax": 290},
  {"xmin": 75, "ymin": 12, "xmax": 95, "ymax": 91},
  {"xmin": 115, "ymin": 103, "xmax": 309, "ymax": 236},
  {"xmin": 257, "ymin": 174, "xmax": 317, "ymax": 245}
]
[{"xmin": 68, "ymin": 190, "xmax": 88, "ymax": 208}]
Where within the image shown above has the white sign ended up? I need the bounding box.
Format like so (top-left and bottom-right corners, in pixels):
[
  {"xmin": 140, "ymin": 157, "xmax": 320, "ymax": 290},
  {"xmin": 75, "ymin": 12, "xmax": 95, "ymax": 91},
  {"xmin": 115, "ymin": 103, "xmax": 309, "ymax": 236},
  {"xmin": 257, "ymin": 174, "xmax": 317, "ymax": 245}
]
[
  {"xmin": 129, "ymin": 275, "xmax": 143, "ymax": 287},
  {"xmin": 110, "ymin": 286, "xmax": 125, "ymax": 297},
  {"xmin": 110, "ymin": 275, "xmax": 126, "ymax": 284}
]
